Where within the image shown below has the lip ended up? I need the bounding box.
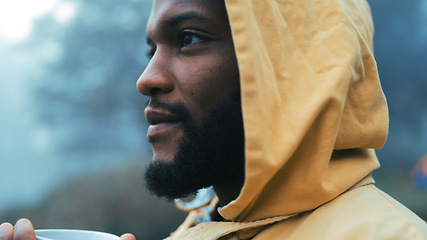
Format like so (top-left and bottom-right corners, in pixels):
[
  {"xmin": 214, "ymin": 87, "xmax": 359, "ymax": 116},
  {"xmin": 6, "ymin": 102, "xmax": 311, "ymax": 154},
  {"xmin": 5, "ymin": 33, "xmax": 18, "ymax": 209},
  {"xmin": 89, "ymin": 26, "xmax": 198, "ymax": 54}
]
[
  {"xmin": 144, "ymin": 106, "xmax": 180, "ymax": 125},
  {"xmin": 145, "ymin": 106, "xmax": 181, "ymax": 139}
]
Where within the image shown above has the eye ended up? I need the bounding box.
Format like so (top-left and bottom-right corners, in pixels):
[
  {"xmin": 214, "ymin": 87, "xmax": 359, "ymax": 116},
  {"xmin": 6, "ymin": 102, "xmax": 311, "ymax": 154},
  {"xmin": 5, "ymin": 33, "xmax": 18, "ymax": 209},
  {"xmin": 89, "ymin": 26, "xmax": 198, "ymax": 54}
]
[
  {"xmin": 145, "ymin": 44, "xmax": 157, "ymax": 60},
  {"xmin": 146, "ymin": 48, "xmax": 156, "ymax": 59},
  {"xmin": 179, "ymin": 32, "xmax": 205, "ymax": 47}
]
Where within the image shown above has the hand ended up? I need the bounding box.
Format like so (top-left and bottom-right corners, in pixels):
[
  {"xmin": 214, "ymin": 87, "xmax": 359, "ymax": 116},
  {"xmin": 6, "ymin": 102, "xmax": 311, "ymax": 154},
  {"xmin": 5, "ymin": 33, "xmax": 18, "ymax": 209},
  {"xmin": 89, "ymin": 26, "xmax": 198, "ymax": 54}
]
[
  {"xmin": 0, "ymin": 219, "xmax": 136, "ymax": 240},
  {"xmin": 119, "ymin": 233, "xmax": 136, "ymax": 240},
  {"xmin": 0, "ymin": 218, "xmax": 37, "ymax": 240}
]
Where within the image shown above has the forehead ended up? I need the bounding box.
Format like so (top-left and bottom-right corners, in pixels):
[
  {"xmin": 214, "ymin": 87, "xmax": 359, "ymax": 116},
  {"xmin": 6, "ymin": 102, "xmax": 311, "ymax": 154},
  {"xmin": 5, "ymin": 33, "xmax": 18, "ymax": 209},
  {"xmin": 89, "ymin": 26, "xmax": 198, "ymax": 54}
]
[{"xmin": 147, "ymin": 0, "xmax": 228, "ymax": 33}]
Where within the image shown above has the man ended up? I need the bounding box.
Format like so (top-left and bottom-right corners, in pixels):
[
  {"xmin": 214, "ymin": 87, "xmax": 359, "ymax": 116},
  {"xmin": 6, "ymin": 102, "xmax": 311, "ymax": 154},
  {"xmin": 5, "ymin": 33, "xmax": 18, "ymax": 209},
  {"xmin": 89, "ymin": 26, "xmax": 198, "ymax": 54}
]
[{"xmin": 1, "ymin": 0, "xmax": 427, "ymax": 239}]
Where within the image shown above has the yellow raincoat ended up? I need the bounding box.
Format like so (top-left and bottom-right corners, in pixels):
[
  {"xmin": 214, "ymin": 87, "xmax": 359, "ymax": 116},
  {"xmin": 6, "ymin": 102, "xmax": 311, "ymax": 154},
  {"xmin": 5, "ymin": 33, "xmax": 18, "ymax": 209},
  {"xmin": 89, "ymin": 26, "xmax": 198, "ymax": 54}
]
[{"xmin": 166, "ymin": 0, "xmax": 427, "ymax": 239}]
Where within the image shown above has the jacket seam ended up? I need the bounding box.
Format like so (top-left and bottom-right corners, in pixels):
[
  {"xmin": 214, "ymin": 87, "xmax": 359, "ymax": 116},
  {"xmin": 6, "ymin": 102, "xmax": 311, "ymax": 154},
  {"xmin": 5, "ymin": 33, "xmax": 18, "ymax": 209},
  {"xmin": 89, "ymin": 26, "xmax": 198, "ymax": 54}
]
[{"xmin": 368, "ymin": 185, "xmax": 424, "ymax": 239}]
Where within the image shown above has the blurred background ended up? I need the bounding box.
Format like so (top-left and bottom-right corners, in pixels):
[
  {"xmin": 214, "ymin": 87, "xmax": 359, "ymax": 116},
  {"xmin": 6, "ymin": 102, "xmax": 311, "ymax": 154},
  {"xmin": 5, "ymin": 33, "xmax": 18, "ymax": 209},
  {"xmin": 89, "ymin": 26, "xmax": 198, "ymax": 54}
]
[{"xmin": 0, "ymin": 0, "xmax": 426, "ymax": 239}]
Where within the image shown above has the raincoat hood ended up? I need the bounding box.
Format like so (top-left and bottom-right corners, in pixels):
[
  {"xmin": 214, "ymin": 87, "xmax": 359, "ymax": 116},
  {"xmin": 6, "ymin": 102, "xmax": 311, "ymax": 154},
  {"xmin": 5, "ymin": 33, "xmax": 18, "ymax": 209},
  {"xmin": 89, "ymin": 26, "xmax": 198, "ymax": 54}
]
[
  {"xmin": 167, "ymin": 1, "xmax": 427, "ymax": 239},
  {"xmin": 219, "ymin": 0, "xmax": 388, "ymax": 222}
]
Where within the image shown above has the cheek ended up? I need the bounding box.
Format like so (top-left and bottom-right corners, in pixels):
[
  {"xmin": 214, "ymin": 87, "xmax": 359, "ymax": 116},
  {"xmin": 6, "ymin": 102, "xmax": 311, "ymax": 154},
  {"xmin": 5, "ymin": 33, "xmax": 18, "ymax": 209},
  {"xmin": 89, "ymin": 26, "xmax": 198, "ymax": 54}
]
[
  {"xmin": 194, "ymin": 58, "xmax": 239, "ymax": 101},
  {"xmin": 173, "ymin": 49, "xmax": 240, "ymax": 120},
  {"xmin": 195, "ymin": 66, "xmax": 237, "ymax": 111}
]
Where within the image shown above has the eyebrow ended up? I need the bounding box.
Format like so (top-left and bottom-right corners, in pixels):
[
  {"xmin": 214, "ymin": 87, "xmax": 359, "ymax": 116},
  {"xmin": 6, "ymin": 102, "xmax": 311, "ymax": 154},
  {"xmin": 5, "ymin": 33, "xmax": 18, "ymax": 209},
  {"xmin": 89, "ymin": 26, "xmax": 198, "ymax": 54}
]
[
  {"xmin": 146, "ymin": 11, "xmax": 214, "ymax": 45},
  {"xmin": 162, "ymin": 11, "xmax": 213, "ymax": 28}
]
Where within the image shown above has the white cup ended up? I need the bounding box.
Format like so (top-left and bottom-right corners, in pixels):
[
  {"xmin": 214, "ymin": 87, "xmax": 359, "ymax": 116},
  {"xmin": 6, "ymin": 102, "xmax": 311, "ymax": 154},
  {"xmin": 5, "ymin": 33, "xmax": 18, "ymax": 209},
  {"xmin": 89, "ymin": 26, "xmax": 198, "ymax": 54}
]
[{"xmin": 35, "ymin": 229, "xmax": 120, "ymax": 240}]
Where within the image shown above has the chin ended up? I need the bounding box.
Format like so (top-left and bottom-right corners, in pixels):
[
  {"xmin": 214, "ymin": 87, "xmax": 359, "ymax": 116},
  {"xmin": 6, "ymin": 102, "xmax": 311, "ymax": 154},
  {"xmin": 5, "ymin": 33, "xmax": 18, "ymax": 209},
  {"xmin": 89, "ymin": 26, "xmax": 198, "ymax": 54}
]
[{"xmin": 151, "ymin": 152, "xmax": 175, "ymax": 164}]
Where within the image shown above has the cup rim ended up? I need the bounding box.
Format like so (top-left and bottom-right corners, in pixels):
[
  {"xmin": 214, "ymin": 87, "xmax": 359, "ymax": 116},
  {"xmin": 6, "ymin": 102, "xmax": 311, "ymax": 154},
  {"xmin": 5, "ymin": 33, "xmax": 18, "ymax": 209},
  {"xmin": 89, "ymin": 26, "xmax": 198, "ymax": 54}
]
[{"xmin": 35, "ymin": 229, "xmax": 119, "ymax": 240}]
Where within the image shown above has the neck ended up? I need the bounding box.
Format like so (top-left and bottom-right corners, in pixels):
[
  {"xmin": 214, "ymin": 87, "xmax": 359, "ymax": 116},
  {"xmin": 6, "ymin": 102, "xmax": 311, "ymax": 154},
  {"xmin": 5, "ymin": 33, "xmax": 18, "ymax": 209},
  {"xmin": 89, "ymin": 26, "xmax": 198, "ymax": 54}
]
[{"xmin": 213, "ymin": 172, "xmax": 245, "ymax": 207}]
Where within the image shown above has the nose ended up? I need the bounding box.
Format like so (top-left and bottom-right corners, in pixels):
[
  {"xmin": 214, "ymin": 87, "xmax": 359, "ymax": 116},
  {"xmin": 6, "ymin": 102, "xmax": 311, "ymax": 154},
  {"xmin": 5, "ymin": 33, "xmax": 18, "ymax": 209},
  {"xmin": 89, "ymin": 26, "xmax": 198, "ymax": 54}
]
[{"xmin": 136, "ymin": 54, "xmax": 174, "ymax": 96}]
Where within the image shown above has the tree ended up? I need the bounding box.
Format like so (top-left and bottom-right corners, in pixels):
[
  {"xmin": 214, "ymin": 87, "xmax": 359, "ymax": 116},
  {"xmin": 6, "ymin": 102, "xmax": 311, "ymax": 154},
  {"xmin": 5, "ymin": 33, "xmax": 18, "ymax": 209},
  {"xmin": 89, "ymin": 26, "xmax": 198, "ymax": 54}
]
[{"xmin": 29, "ymin": 0, "xmax": 153, "ymax": 161}]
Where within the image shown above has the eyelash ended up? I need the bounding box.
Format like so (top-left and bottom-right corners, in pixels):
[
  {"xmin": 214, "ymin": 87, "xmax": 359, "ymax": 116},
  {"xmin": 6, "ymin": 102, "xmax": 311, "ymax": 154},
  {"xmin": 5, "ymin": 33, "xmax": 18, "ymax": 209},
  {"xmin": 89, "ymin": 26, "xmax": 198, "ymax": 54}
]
[
  {"xmin": 178, "ymin": 30, "xmax": 206, "ymax": 47},
  {"xmin": 146, "ymin": 30, "xmax": 208, "ymax": 59},
  {"xmin": 146, "ymin": 48, "xmax": 155, "ymax": 59}
]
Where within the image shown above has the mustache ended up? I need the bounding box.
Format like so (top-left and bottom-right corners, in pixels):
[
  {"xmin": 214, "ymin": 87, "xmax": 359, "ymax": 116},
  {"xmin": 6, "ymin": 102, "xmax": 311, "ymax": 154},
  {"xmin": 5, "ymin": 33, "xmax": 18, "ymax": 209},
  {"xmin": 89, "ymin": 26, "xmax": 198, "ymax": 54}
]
[{"xmin": 145, "ymin": 99, "xmax": 190, "ymax": 122}]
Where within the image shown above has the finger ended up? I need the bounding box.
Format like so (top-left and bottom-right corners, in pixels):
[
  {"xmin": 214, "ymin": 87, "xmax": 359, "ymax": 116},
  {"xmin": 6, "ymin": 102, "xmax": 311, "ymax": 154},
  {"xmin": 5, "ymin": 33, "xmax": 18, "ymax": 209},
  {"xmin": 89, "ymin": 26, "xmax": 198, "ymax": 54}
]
[
  {"xmin": 13, "ymin": 219, "xmax": 36, "ymax": 240},
  {"xmin": 0, "ymin": 222, "xmax": 14, "ymax": 240},
  {"xmin": 119, "ymin": 233, "xmax": 136, "ymax": 240}
]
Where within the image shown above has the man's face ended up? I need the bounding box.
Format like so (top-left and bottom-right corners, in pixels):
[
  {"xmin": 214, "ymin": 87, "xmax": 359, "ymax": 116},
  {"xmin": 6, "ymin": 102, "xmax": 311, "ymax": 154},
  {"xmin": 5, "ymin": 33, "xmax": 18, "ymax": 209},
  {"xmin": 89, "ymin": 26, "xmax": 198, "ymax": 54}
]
[{"xmin": 137, "ymin": 0, "xmax": 244, "ymax": 200}]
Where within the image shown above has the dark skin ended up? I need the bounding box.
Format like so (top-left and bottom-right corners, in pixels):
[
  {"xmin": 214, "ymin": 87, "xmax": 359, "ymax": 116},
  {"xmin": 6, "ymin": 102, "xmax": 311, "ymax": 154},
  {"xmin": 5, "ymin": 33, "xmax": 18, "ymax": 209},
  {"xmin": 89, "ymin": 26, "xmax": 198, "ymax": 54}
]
[
  {"xmin": 139, "ymin": 0, "xmax": 243, "ymax": 207},
  {"xmin": 0, "ymin": 0, "xmax": 243, "ymax": 238}
]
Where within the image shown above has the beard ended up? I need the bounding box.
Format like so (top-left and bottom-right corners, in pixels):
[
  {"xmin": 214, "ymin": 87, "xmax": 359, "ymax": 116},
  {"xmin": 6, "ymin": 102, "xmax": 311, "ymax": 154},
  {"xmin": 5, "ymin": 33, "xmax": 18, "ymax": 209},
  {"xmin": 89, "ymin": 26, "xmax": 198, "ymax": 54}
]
[{"xmin": 144, "ymin": 91, "xmax": 245, "ymax": 201}]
